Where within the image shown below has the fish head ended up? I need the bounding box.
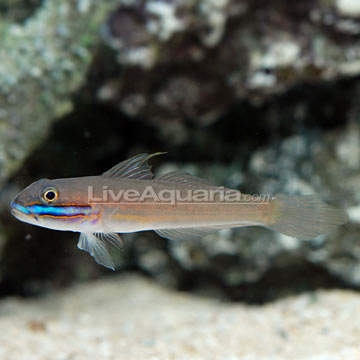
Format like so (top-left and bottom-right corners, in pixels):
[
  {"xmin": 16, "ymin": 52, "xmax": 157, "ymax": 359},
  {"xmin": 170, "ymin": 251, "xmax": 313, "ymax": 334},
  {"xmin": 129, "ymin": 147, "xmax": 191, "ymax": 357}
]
[{"xmin": 10, "ymin": 178, "xmax": 99, "ymax": 231}]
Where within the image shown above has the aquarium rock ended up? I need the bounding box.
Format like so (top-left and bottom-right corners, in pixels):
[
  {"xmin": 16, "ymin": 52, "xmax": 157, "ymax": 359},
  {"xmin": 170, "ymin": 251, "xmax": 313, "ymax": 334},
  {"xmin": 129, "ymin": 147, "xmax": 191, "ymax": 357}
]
[
  {"xmin": 0, "ymin": 0, "xmax": 118, "ymax": 187},
  {"xmin": 93, "ymin": 0, "xmax": 360, "ymax": 132}
]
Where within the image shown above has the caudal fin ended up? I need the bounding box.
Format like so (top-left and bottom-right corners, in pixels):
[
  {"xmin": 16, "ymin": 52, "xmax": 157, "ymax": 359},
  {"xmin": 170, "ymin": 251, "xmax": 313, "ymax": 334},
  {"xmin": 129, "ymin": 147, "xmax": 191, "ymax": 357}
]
[{"xmin": 266, "ymin": 195, "xmax": 348, "ymax": 240}]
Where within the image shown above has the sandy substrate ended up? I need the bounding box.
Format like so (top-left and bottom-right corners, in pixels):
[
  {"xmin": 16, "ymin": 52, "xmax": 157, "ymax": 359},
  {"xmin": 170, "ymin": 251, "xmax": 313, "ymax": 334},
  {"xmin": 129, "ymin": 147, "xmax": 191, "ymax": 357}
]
[{"xmin": 0, "ymin": 274, "xmax": 359, "ymax": 360}]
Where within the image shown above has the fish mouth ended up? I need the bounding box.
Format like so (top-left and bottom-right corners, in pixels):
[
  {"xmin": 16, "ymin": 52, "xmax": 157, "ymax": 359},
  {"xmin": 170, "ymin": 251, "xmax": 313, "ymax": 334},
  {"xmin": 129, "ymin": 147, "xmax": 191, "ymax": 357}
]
[
  {"xmin": 10, "ymin": 201, "xmax": 31, "ymax": 215},
  {"xmin": 10, "ymin": 201, "xmax": 39, "ymax": 222}
]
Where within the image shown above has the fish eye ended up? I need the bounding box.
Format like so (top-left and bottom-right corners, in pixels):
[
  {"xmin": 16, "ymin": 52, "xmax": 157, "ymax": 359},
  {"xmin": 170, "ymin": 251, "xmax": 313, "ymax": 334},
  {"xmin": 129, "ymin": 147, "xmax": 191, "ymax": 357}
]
[{"xmin": 41, "ymin": 188, "xmax": 59, "ymax": 204}]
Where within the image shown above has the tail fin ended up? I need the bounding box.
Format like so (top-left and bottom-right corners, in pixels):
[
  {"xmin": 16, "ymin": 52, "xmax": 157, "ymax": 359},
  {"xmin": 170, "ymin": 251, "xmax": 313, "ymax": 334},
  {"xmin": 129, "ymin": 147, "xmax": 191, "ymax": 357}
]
[{"xmin": 266, "ymin": 195, "xmax": 348, "ymax": 240}]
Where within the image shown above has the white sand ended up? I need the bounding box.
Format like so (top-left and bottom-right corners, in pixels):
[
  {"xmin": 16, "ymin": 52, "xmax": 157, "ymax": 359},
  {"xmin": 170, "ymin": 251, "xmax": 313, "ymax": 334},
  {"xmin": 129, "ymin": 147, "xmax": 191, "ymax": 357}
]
[{"xmin": 0, "ymin": 275, "xmax": 359, "ymax": 360}]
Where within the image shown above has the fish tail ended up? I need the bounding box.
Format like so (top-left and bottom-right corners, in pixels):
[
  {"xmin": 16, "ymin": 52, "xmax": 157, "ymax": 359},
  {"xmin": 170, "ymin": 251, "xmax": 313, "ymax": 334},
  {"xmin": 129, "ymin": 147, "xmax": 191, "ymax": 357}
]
[{"xmin": 266, "ymin": 194, "xmax": 348, "ymax": 239}]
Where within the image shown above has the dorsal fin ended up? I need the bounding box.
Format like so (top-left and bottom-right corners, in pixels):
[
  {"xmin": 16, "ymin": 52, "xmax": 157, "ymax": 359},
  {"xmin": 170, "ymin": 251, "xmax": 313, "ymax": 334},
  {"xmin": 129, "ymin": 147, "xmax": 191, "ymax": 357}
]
[
  {"xmin": 102, "ymin": 152, "xmax": 166, "ymax": 179},
  {"xmin": 155, "ymin": 171, "xmax": 214, "ymax": 187}
]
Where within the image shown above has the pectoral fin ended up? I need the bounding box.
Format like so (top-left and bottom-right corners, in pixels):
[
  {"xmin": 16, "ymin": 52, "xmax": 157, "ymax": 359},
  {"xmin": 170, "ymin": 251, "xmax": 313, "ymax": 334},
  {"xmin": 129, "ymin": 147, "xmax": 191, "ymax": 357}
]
[{"xmin": 77, "ymin": 232, "xmax": 123, "ymax": 270}]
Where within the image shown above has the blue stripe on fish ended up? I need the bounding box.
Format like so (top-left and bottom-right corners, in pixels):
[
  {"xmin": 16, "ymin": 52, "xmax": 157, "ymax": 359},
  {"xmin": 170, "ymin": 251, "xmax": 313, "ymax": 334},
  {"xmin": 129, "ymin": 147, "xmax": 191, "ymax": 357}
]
[
  {"xmin": 27, "ymin": 205, "xmax": 92, "ymax": 217},
  {"xmin": 10, "ymin": 202, "xmax": 31, "ymax": 215}
]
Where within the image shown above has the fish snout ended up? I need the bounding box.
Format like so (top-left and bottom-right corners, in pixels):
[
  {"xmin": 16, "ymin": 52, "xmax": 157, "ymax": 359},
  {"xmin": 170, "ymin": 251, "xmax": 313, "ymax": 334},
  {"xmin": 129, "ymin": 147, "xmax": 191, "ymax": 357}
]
[{"xmin": 10, "ymin": 201, "xmax": 31, "ymax": 216}]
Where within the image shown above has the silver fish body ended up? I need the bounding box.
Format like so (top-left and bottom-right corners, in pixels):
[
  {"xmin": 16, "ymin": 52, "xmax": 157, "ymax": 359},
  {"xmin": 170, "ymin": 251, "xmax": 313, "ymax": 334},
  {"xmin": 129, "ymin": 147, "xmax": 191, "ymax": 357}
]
[{"xmin": 10, "ymin": 153, "xmax": 349, "ymax": 270}]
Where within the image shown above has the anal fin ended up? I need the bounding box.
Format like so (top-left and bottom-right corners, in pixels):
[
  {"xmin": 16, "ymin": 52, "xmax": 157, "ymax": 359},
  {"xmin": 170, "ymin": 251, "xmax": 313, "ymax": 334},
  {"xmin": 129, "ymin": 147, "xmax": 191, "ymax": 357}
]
[{"xmin": 155, "ymin": 225, "xmax": 237, "ymax": 241}]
